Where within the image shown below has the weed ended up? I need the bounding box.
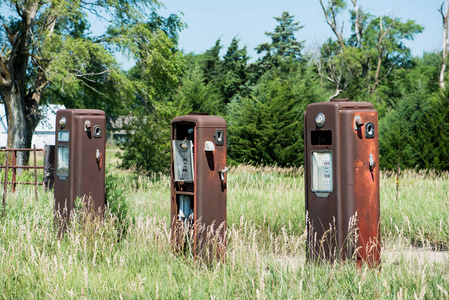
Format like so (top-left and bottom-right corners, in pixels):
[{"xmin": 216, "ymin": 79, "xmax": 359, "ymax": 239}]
[{"xmin": 0, "ymin": 159, "xmax": 448, "ymax": 298}]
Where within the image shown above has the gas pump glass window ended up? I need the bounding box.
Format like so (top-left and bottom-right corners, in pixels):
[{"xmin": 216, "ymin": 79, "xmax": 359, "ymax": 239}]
[
  {"xmin": 57, "ymin": 145, "xmax": 69, "ymax": 179},
  {"xmin": 57, "ymin": 130, "xmax": 69, "ymax": 142},
  {"xmin": 311, "ymin": 151, "xmax": 333, "ymax": 193}
]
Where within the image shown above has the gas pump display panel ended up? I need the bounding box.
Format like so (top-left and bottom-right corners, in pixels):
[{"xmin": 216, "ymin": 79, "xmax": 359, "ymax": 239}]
[
  {"xmin": 57, "ymin": 145, "xmax": 69, "ymax": 179},
  {"xmin": 172, "ymin": 140, "xmax": 194, "ymax": 182},
  {"xmin": 311, "ymin": 151, "xmax": 333, "ymax": 194}
]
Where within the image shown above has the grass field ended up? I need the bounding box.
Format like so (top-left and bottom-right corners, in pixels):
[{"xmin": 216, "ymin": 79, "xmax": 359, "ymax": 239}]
[{"xmin": 0, "ymin": 150, "xmax": 448, "ymax": 298}]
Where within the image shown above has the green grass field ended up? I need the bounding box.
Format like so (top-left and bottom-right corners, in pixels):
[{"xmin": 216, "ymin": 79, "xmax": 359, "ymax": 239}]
[{"xmin": 0, "ymin": 150, "xmax": 448, "ymax": 298}]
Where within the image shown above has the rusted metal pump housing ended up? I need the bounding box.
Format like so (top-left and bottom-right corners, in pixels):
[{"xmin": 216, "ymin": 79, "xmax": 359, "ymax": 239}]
[
  {"xmin": 304, "ymin": 99, "xmax": 380, "ymax": 267},
  {"xmin": 54, "ymin": 109, "xmax": 106, "ymax": 226},
  {"xmin": 170, "ymin": 114, "xmax": 227, "ymax": 261}
]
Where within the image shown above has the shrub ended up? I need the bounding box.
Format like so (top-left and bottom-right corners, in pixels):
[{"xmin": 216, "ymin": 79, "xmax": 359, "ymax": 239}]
[{"xmin": 105, "ymin": 172, "xmax": 131, "ymax": 239}]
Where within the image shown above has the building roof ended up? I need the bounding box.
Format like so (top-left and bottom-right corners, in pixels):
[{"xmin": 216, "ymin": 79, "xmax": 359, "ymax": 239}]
[
  {"xmin": 106, "ymin": 115, "xmax": 134, "ymax": 134},
  {"xmin": 0, "ymin": 104, "xmax": 66, "ymax": 133}
]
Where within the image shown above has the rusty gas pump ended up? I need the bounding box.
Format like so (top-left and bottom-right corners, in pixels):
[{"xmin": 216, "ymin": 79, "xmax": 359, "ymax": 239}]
[
  {"xmin": 54, "ymin": 109, "xmax": 106, "ymax": 227},
  {"xmin": 170, "ymin": 113, "xmax": 227, "ymax": 261},
  {"xmin": 304, "ymin": 99, "xmax": 380, "ymax": 268}
]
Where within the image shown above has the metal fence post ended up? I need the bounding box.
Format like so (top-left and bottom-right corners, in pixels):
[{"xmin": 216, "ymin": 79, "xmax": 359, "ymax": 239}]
[{"xmin": 3, "ymin": 158, "xmax": 8, "ymax": 218}]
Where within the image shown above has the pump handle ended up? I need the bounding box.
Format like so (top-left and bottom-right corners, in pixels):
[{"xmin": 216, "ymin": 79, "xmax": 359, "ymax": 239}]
[
  {"xmin": 219, "ymin": 167, "xmax": 228, "ymax": 182},
  {"xmin": 369, "ymin": 154, "xmax": 376, "ymax": 170}
]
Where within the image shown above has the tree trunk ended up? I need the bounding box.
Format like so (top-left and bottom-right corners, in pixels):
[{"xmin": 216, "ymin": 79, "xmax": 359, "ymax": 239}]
[
  {"xmin": 0, "ymin": 65, "xmax": 39, "ymax": 166},
  {"xmin": 439, "ymin": 0, "xmax": 448, "ymax": 91},
  {"xmin": 0, "ymin": 1, "xmax": 40, "ymax": 166},
  {"xmin": 372, "ymin": 16, "xmax": 386, "ymax": 94},
  {"xmin": 372, "ymin": 52, "xmax": 383, "ymax": 93},
  {"xmin": 4, "ymin": 87, "xmax": 37, "ymax": 166}
]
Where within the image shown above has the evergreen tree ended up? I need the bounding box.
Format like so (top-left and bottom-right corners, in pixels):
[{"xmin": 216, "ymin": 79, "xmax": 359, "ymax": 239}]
[
  {"xmin": 173, "ymin": 66, "xmax": 225, "ymax": 115},
  {"xmin": 201, "ymin": 39, "xmax": 223, "ymax": 84},
  {"xmin": 379, "ymin": 53, "xmax": 449, "ymax": 170},
  {"xmin": 390, "ymin": 53, "xmax": 441, "ymax": 101},
  {"xmin": 221, "ymin": 37, "xmax": 250, "ymax": 101},
  {"xmin": 379, "ymin": 55, "xmax": 449, "ymax": 171},
  {"xmin": 255, "ymin": 11, "xmax": 304, "ymax": 62},
  {"xmin": 252, "ymin": 11, "xmax": 304, "ymax": 82},
  {"xmin": 379, "ymin": 91, "xmax": 449, "ymax": 171},
  {"xmin": 227, "ymin": 64, "xmax": 325, "ymax": 166}
]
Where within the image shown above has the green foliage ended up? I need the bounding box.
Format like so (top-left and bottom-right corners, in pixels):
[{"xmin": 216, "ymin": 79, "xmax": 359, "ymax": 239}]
[
  {"xmin": 253, "ymin": 11, "xmax": 304, "ymax": 82},
  {"xmin": 102, "ymin": 7, "xmax": 186, "ymax": 174},
  {"xmin": 105, "ymin": 171, "xmax": 131, "ymax": 238},
  {"xmin": 118, "ymin": 102, "xmax": 185, "ymax": 175},
  {"xmin": 227, "ymin": 65, "xmax": 325, "ymax": 167},
  {"xmin": 379, "ymin": 52, "xmax": 449, "ymax": 171},
  {"xmin": 221, "ymin": 37, "xmax": 250, "ymax": 101},
  {"xmin": 1, "ymin": 0, "xmax": 183, "ymax": 115},
  {"xmin": 172, "ymin": 36, "xmax": 249, "ymax": 116},
  {"xmin": 219, "ymin": 11, "xmax": 319, "ymax": 167},
  {"xmin": 201, "ymin": 38, "xmax": 223, "ymax": 84},
  {"xmin": 172, "ymin": 66, "xmax": 225, "ymax": 115},
  {"xmin": 255, "ymin": 11, "xmax": 304, "ymax": 63},
  {"xmin": 316, "ymin": 2, "xmax": 423, "ymax": 101},
  {"xmin": 44, "ymin": 36, "xmax": 134, "ymax": 115},
  {"xmin": 391, "ymin": 53, "xmax": 441, "ymax": 99},
  {"xmin": 108, "ymin": 21, "xmax": 185, "ymax": 105},
  {"xmin": 380, "ymin": 91, "xmax": 449, "ymax": 171}
]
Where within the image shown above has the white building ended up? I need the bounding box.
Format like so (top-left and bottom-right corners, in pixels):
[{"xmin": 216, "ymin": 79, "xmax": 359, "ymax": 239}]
[{"xmin": 0, "ymin": 104, "xmax": 66, "ymax": 149}]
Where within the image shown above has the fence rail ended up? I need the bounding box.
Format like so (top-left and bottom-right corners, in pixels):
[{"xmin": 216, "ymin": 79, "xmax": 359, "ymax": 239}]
[{"xmin": 1, "ymin": 146, "xmax": 45, "ymax": 218}]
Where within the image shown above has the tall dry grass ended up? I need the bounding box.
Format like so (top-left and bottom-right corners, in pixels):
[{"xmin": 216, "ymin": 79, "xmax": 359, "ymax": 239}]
[{"xmin": 0, "ymin": 152, "xmax": 447, "ymax": 298}]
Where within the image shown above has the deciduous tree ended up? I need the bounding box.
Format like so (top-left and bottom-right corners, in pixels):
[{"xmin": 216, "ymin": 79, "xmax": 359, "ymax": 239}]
[
  {"xmin": 0, "ymin": 0, "xmax": 183, "ymax": 165},
  {"xmin": 316, "ymin": 0, "xmax": 423, "ymax": 101}
]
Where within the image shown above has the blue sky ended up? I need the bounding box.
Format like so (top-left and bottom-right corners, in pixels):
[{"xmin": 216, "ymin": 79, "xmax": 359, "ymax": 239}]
[
  {"xmin": 151, "ymin": 0, "xmax": 442, "ymax": 67},
  {"xmin": 1, "ymin": 0, "xmax": 442, "ymax": 69}
]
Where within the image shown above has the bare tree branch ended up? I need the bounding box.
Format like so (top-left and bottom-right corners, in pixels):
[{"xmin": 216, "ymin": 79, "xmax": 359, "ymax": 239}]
[
  {"xmin": 73, "ymin": 69, "xmax": 109, "ymax": 79},
  {"xmin": 351, "ymin": 0, "xmax": 363, "ymax": 48},
  {"xmin": 329, "ymin": 88, "xmax": 343, "ymax": 101},
  {"xmin": 312, "ymin": 44, "xmax": 344, "ymax": 99},
  {"xmin": 319, "ymin": 0, "xmax": 346, "ymax": 50},
  {"xmin": 80, "ymin": 79, "xmax": 108, "ymax": 98},
  {"xmin": 372, "ymin": 15, "xmax": 390, "ymax": 93}
]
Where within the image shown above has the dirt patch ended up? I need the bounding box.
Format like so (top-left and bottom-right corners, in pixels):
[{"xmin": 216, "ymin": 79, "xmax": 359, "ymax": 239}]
[
  {"xmin": 383, "ymin": 246, "xmax": 449, "ymax": 265},
  {"xmin": 268, "ymin": 246, "xmax": 448, "ymax": 270}
]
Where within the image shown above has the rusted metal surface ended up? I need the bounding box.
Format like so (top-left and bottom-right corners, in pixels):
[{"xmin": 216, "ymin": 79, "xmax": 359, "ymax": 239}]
[
  {"xmin": 0, "ymin": 165, "xmax": 44, "ymax": 170},
  {"xmin": 2, "ymin": 158, "xmax": 7, "ymax": 218},
  {"xmin": 12, "ymin": 150, "xmax": 16, "ymax": 192},
  {"xmin": 304, "ymin": 99, "xmax": 380, "ymax": 268},
  {"xmin": 34, "ymin": 145, "xmax": 37, "ymax": 195},
  {"xmin": 0, "ymin": 165, "xmax": 44, "ymax": 169},
  {"xmin": 2, "ymin": 181, "xmax": 43, "ymax": 185},
  {"xmin": 54, "ymin": 109, "xmax": 106, "ymax": 227},
  {"xmin": 171, "ymin": 114, "xmax": 227, "ymax": 261}
]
